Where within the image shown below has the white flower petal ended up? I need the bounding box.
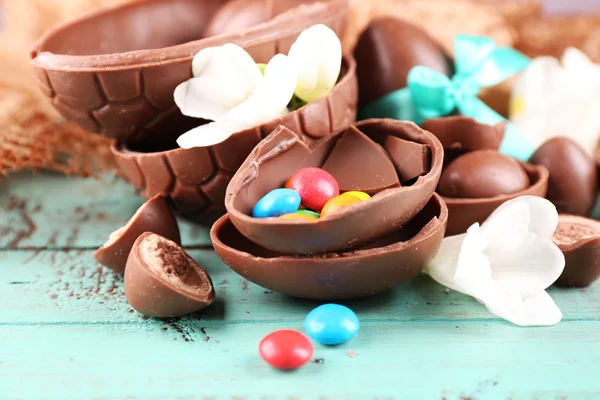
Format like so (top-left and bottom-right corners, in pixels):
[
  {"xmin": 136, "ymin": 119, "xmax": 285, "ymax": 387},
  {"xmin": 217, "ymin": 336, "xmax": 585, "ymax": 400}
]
[
  {"xmin": 288, "ymin": 24, "xmax": 341, "ymax": 103},
  {"xmin": 254, "ymin": 54, "xmax": 298, "ymax": 112},
  {"xmin": 173, "ymin": 77, "xmax": 249, "ymax": 120},
  {"xmin": 176, "ymin": 121, "xmax": 237, "ymax": 148},
  {"xmin": 484, "ymin": 290, "xmax": 562, "ymax": 326},
  {"xmin": 479, "ymin": 200, "xmax": 529, "ymax": 252},
  {"xmin": 498, "ymin": 196, "xmax": 559, "ymax": 238}
]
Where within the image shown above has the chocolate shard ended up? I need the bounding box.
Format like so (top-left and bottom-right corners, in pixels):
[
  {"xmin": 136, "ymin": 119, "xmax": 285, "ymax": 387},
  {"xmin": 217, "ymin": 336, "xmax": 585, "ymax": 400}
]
[
  {"xmin": 212, "ymin": 194, "xmax": 448, "ymax": 300},
  {"xmin": 384, "ymin": 135, "xmax": 431, "ymax": 184},
  {"xmin": 30, "ymin": 0, "xmax": 349, "ymax": 141},
  {"xmin": 321, "ymin": 126, "xmax": 400, "ymax": 195},
  {"xmin": 353, "ymin": 17, "xmax": 451, "ymax": 106},
  {"xmin": 552, "ymin": 214, "xmax": 600, "ymax": 288},
  {"xmin": 530, "ymin": 137, "xmax": 598, "ymax": 217},
  {"xmin": 124, "ymin": 232, "xmax": 215, "ymax": 318},
  {"xmin": 94, "ymin": 194, "xmax": 180, "ymax": 273}
]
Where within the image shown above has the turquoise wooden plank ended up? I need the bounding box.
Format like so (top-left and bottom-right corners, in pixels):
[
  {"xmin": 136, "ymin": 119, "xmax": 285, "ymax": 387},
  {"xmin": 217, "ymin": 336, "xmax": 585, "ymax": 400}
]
[
  {"xmin": 0, "ymin": 172, "xmax": 211, "ymax": 249},
  {"xmin": 1, "ymin": 322, "xmax": 600, "ymax": 399},
  {"xmin": 1, "ymin": 249, "xmax": 598, "ymax": 325}
]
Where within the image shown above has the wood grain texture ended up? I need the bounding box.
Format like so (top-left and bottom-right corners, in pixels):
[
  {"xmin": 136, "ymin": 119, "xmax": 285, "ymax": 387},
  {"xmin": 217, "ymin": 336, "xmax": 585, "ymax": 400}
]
[{"xmin": 1, "ymin": 172, "xmax": 600, "ymax": 399}]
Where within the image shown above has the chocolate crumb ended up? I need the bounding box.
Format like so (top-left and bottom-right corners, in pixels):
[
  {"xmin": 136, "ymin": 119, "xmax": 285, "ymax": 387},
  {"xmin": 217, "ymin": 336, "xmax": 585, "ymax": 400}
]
[
  {"xmin": 264, "ymin": 291, "xmax": 274, "ymax": 294},
  {"xmin": 312, "ymin": 358, "xmax": 325, "ymax": 364},
  {"xmin": 242, "ymin": 280, "xmax": 249, "ymax": 291},
  {"xmin": 348, "ymin": 350, "xmax": 357, "ymax": 358},
  {"xmin": 200, "ymin": 327, "xmax": 207, "ymax": 335},
  {"xmin": 405, "ymin": 305, "xmax": 412, "ymax": 309}
]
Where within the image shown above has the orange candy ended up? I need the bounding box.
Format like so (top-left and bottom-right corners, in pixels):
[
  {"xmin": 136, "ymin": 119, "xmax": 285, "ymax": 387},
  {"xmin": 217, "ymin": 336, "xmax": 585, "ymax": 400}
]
[
  {"xmin": 320, "ymin": 194, "xmax": 363, "ymax": 217},
  {"xmin": 279, "ymin": 213, "xmax": 317, "ymax": 222}
]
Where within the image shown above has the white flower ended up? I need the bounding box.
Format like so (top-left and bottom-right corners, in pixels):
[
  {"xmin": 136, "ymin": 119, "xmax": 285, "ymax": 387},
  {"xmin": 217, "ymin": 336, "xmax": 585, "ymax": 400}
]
[
  {"xmin": 425, "ymin": 196, "xmax": 565, "ymax": 326},
  {"xmin": 510, "ymin": 47, "xmax": 600, "ymax": 155},
  {"xmin": 288, "ymin": 24, "xmax": 342, "ymax": 103},
  {"xmin": 173, "ymin": 25, "xmax": 342, "ymax": 148}
]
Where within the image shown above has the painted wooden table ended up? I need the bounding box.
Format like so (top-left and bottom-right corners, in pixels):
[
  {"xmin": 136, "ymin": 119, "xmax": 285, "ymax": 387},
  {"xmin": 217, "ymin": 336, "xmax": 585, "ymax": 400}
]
[{"xmin": 0, "ymin": 171, "xmax": 599, "ymax": 400}]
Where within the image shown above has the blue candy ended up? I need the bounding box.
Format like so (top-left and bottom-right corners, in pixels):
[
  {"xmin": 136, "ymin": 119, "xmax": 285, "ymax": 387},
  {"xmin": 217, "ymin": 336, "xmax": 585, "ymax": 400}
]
[
  {"xmin": 252, "ymin": 188, "xmax": 301, "ymax": 218},
  {"xmin": 304, "ymin": 304, "xmax": 359, "ymax": 345}
]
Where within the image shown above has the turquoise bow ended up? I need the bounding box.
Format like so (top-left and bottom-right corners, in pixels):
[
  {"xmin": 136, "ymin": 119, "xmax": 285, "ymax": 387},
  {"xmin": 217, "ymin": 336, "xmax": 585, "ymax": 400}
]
[{"xmin": 358, "ymin": 35, "xmax": 534, "ymax": 160}]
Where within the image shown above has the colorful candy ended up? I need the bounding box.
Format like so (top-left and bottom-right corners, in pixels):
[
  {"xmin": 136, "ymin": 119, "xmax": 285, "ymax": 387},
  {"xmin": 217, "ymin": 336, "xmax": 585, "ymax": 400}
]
[
  {"xmin": 252, "ymin": 189, "xmax": 301, "ymax": 218},
  {"xmin": 342, "ymin": 191, "xmax": 371, "ymax": 201},
  {"xmin": 259, "ymin": 329, "xmax": 314, "ymax": 370},
  {"xmin": 304, "ymin": 304, "xmax": 360, "ymax": 345},
  {"xmin": 279, "ymin": 213, "xmax": 317, "ymax": 221},
  {"xmin": 288, "ymin": 167, "xmax": 339, "ymax": 211},
  {"xmin": 296, "ymin": 210, "xmax": 320, "ymax": 219},
  {"xmin": 321, "ymin": 193, "xmax": 363, "ymax": 217}
]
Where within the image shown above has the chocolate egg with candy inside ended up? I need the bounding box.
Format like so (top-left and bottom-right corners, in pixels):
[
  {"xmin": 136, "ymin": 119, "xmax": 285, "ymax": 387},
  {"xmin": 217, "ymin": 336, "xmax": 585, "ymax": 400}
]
[
  {"xmin": 438, "ymin": 150, "xmax": 529, "ymax": 198},
  {"xmin": 353, "ymin": 17, "xmax": 451, "ymax": 106},
  {"xmin": 530, "ymin": 137, "xmax": 598, "ymax": 216}
]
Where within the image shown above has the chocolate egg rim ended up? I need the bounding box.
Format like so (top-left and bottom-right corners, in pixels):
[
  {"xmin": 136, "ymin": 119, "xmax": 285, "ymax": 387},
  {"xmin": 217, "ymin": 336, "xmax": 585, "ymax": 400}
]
[
  {"xmin": 423, "ymin": 116, "xmax": 506, "ymax": 151},
  {"xmin": 212, "ymin": 193, "xmax": 448, "ymax": 261},
  {"xmin": 554, "ymin": 214, "xmax": 600, "ymax": 252},
  {"xmin": 225, "ymin": 118, "xmax": 444, "ymax": 228},
  {"xmin": 30, "ymin": 0, "xmax": 349, "ymax": 70},
  {"xmin": 130, "ymin": 232, "xmax": 216, "ymax": 303},
  {"xmin": 440, "ymin": 162, "xmax": 549, "ymax": 205}
]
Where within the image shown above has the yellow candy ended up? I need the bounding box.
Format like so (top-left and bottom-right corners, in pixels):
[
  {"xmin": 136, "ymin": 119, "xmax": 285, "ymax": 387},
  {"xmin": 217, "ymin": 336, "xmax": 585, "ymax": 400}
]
[
  {"xmin": 279, "ymin": 213, "xmax": 317, "ymax": 222},
  {"xmin": 321, "ymin": 194, "xmax": 363, "ymax": 217},
  {"xmin": 341, "ymin": 191, "xmax": 370, "ymax": 201}
]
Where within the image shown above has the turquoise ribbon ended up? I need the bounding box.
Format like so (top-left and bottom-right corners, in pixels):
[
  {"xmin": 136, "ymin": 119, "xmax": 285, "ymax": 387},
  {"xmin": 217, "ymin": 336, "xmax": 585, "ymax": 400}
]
[{"xmin": 358, "ymin": 35, "xmax": 534, "ymax": 160}]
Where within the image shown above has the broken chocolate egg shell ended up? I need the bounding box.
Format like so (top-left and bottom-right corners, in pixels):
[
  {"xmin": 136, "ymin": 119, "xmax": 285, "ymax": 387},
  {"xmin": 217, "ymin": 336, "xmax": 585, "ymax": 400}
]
[
  {"xmin": 124, "ymin": 232, "xmax": 215, "ymax": 317},
  {"xmin": 111, "ymin": 56, "xmax": 357, "ymax": 224},
  {"xmin": 423, "ymin": 116, "xmax": 505, "ymax": 151},
  {"xmin": 552, "ymin": 214, "xmax": 600, "ymax": 288},
  {"xmin": 30, "ymin": 0, "xmax": 348, "ymax": 142},
  {"xmin": 530, "ymin": 137, "xmax": 598, "ymax": 217},
  {"xmin": 94, "ymin": 194, "xmax": 180, "ymax": 273},
  {"xmin": 353, "ymin": 17, "xmax": 451, "ymax": 106},
  {"xmin": 212, "ymin": 193, "xmax": 447, "ymax": 300},
  {"xmin": 225, "ymin": 118, "xmax": 443, "ymax": 255},
  {"xmin": 442, "ymin": 161, "xmax": 549, "ymax": 236}
]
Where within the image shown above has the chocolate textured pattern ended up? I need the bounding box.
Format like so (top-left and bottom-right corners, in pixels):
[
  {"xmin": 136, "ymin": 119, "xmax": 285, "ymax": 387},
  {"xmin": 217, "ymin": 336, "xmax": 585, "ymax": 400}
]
[
  {"xmin": 94, "ymin": 194, "xmax": 181, "ymax": 273},
  {"xmin": 552, "ymin": 215, "xmax": 600, "ymax": 288},
  {"xmin": 212, "ymin": 193, "xmax": 447, "ymax": 300},
  {"xmin": 124, "ymin": 232, "xmax": 215, "ymax": 317},
  {"xmin": 30, "ymin": 0, "xmax": 349, "ymax": 141},
  {"xmin": 226, "ymin": 118, "xmax": 443, "ymax": 255},
  {"xmin": 111, "ymin": 57, "xmax": 358, "ymax": 224},
  {"xmin": 530, "ymin": 137, "xmax": 598, "ymax": 217}
]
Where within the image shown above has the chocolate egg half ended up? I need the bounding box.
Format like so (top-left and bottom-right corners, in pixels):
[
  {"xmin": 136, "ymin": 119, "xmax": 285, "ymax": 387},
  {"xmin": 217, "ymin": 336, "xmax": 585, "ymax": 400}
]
[
  {"xmin": 112, "ymin": 56, "xmax": 358, "ymax": 224},
  {"xmin": 212, "ymin": 193, "xmax": 448, "ymax": 300},
  {"xmin": 225, "ymin": 118, "xmax": 443, "ymax": 255},
  {"xmin": 530, "ymin": 137, "xmax": 598, "ymax": 217},
  {"xmin": 30, "ymin": 0, "xmax": 348, "ymax": 141},
  {"xmin": 438, "ymin": 150, "xmax": 530, "ymax": 198},
  {"xmin": 353, "ymin": 17, "xmax": 451, "ymax": 106}
]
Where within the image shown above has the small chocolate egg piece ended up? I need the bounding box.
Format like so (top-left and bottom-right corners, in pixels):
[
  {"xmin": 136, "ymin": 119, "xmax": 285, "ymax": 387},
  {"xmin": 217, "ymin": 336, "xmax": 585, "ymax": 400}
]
[
  {"xmin": 530, "ymin": 137, "xmax": 598, "ymax": 216},
  {"xmin": 353, "ymin": 17, "xmax": 451, "ymax": 106},
  {"xmin": 438, "ymin": 150, "xmax": 529, "ymax": 198}
]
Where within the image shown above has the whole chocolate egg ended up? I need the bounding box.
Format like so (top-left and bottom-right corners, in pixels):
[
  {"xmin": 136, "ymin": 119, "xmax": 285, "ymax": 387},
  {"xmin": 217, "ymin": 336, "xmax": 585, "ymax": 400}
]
[
  {"xmin": 204, "ymin": 0, "xmax": 315, "ymax": 38},
  {"xmin": 438, "ymin": 150, "xmax": 530, "ymax": 198},
  {"xmin": 530, "ymin": 137, "xmax": 598, "ymax": 216},
  {"xmin": 353, "ymin": 17, "xmax": 451, "ymax": 106}
]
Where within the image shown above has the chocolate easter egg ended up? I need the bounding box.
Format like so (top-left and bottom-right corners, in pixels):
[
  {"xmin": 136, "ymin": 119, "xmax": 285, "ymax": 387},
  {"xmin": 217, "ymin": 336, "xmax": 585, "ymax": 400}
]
[
  {"xmin": 438, "ymin": 150, "xmax": 529, "ymax": 199},
  {"xmin": 530, "ymin": 137, "xmax": 598, "ymax": 216},
  {"xmin": 353, "ymin": 17, "xmax": 451, "ymax": 106}
]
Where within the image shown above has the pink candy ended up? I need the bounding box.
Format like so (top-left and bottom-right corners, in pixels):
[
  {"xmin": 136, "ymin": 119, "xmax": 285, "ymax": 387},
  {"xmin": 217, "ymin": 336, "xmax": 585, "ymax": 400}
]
[{"xmin": 288, "ymin": 167, "xmax": 339, "ymax": 212}]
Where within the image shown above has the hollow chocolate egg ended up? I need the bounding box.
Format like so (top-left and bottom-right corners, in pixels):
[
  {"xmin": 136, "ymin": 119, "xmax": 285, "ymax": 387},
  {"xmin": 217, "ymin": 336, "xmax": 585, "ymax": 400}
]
[
  {"xmin": 530, "ymin": 137, "xmax": 598, "ymax": 217},
  {"xmin": 212, "ymin": 193, "xmax": 448, "ymax": 300},
  {"xmin": 112, "ymin": 56, "xmax": 358, "ymax": 224},
  {"xmin": 30, "ymin": 0, "xmax": 349, "ymax": 141},
  {"xmin": 225, "ymin": 118, "xmax": 443, "ymax": 255}
]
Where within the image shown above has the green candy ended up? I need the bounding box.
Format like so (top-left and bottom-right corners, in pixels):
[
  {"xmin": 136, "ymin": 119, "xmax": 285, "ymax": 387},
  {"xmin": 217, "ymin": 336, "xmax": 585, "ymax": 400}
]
[{"xmin": 296, "ymin": 209, "xmax": 320, "ymax": 219}]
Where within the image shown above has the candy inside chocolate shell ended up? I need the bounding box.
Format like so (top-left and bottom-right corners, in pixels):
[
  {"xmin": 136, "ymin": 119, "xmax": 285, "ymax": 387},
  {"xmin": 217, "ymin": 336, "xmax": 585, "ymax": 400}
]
[
  {"xmin": 552, "ymin": 214, "xmax": 600, "ymax": 288},
  {"xmin": 225, "ymin": 118, "xmax": 443, "ymax": 255},
  {"xmin": 124, "ymin": 232, "xmax": 215, "ymax": 317},
  {"xmin": 112, "ymin": 56, "xmax": 358, "ymax": 224},
  {"xmin": 212, "ymin": 193, "xmax": 448, "ymax": 299}
]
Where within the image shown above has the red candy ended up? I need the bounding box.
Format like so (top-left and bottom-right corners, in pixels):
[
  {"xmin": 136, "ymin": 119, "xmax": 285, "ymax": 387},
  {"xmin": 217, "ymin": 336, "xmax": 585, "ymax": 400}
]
[
  {"xmin": 259, "ymin": 329, "xmax": 314, "ymax": 370},
  {"xmin": 288, "ymin": 167, "xmax": 339, "ymax": 211}
]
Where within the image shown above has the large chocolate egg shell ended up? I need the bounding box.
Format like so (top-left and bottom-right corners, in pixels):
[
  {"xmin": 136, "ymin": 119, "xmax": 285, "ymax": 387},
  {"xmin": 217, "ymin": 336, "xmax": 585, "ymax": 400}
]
[
  {"xmin": 112, "ymin": 57, "xmax": 358, "ymax": 224},
  {"xmin": 353, "ymin": 17, "xmax": 451, "ymax": 106},
  {"xmin": 552, "ymin": 214, "xmax": 600, "ymax": 288},
  {"xmin": 530, "ymin": 137, "xmax": 598, "ymax": 217},
  {"xmin": 30, "ymin": 0, "xmax": 348, "ymax": 142},
  {"xmin": 212, "ymin": 193, "xmax": 447, "ymax": 300},
  {"xmin": 442, "ymin": 162, "xmax": 549, "ymax": 236},
  {"xmin": 226, "ymin": 118, "xmax": 443, "ymax": 255}
]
